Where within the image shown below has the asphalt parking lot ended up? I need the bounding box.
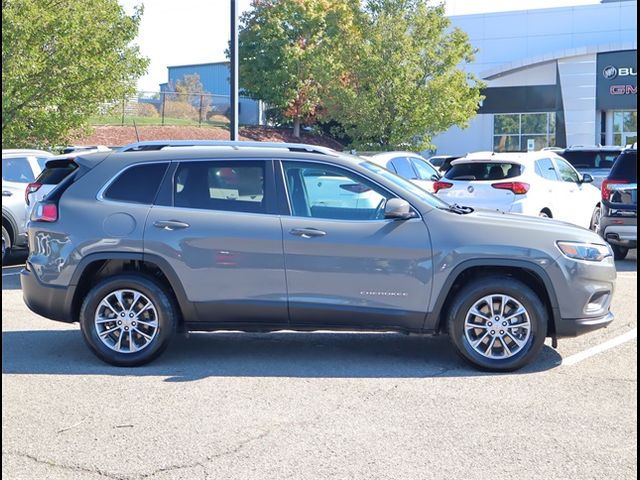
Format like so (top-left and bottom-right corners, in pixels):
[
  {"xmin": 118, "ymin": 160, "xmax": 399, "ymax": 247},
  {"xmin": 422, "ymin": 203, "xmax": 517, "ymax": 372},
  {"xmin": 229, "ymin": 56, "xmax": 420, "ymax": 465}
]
[{"xmin": 2, "ymin": 250, "xmax": 637, "ymax": 480}]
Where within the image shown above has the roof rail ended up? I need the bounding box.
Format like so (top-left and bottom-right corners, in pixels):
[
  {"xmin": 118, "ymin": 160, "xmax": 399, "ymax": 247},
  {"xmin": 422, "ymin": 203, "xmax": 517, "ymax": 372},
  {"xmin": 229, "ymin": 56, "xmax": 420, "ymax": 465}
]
[{"xmin": 118, "ymin": 140, "xmax": 339, "ymax": 156}]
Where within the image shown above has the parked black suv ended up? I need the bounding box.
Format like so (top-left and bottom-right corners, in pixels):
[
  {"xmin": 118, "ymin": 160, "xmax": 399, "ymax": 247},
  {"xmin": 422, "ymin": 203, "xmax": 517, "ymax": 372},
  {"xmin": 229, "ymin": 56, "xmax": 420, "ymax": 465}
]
[
  {"xmin": 599, "ymin": 147, "xmax": 637, "ymax": 260},
  {"xmin": 556, "ymin": 145, "xmax": 623, "ymax": 188}
]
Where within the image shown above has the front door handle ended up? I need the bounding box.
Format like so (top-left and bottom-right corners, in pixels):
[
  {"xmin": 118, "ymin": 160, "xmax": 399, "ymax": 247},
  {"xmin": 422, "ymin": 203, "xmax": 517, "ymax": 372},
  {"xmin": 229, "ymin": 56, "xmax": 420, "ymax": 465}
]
[
  {"xmin": 289, "ymin": 227, "xmax": 327, "ymax": 238},
  {"xmin": 153, "ymin": 220, "xmax": 190, "ymax": 231},
  {"xmin": 2, "ymin": 190, "xmax": 13, "ymax": 197}
]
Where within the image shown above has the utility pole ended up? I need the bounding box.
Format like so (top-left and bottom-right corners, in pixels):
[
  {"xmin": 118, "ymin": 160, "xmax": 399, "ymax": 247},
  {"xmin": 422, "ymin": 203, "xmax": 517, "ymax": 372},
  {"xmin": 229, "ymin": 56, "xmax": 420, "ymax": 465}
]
[{"xmin": 230, "ymin": 0, "xmax": 239, "ymax": 140}]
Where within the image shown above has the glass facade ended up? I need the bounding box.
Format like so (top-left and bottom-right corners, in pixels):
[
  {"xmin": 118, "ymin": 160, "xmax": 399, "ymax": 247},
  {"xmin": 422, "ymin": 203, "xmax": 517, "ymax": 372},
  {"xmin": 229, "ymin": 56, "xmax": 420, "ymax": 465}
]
[
  {"xmin": 493, "ymin": 112, "xmax": 556, "ymax": 152},
  {"xmin": 612, "ymin": 111, "xmax": 637, "ymax": 147}
]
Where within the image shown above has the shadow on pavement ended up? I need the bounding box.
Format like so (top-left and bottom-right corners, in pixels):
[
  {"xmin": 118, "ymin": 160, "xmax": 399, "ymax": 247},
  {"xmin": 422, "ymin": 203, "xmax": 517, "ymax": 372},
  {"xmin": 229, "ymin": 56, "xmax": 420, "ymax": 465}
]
[
  {"xmin": 615, "ymin": 251, "xmax": 637, "ymax": 273},
  {"xmin": 2, "ymin": 329, "xmax": 562, "ymax": 380}
]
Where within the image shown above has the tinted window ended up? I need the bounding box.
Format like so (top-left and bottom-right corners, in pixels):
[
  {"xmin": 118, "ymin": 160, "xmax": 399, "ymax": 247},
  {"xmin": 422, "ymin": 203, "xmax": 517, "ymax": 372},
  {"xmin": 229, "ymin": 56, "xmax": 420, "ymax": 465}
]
[
  {"xmin": 104, "ymin": 163, "xmax": 169, "ymax": 204},
  {"xmin": 554, "ymin": 158, "xmax": 580, "ymax": 183},
  {"xmin": 283, "ymin": 161, "xmax": 392, "ymax": 220},
  {"xmin": 36, "ymin": 160, "xmax": 78, "ymax": 185},
  {"xmin": 411, "ymin": 158, "xmax": 439, "ymax": 180},
  {"xmin": 445, "ymin": 162, "xmax": 522, "ymax": 181},
  {"xmin": 2, "ymin": 157, "xmax": 35, "ymax": 183},
  {"xmin": 390, "ymin": 158, "xmax": 416, "ymax": 179},
  {"xmin": 174, "ymin": 161, "xmax": 265, "ymax": 213},
  {"xmin": 609, "ymin": 151, "xmax": 637, "ymax": 181},
  {"xmin": 560, "ymin": 150, "xmax": 621, "ymax": 169},
  {"xmin": 534, "ymin": 158, "xmax": 559, "ymax": 181}
]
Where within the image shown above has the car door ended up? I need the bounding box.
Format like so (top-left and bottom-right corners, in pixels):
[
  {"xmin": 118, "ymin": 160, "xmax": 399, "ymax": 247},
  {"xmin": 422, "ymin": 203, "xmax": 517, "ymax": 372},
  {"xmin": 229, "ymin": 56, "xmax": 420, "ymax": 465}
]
[
  {"xmin": 552, "ymin": 157, "xmax": 596, "ymax": 228},
  {"xmin": 144, "ymin": 159, "xmax": 288, "ymax": 325},
  {"xmin": 279, "ymin": 160, "xmax": 433, "ymax": 331}
]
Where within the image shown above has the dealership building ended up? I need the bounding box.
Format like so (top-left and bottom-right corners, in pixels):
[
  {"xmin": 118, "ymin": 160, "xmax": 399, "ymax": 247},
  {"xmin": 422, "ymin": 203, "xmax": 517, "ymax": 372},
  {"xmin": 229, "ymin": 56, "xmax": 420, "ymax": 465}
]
[{"xmin": 432, "ymin": 0, "xmax": 637, "ymax": 155}]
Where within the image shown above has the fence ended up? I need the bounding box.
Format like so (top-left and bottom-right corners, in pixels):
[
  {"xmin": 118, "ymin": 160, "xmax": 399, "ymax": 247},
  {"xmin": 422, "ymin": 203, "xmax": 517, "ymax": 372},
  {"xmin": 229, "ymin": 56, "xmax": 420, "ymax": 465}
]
[{"xmin": 93, "ymin": 91, "xmax": 263, "ymax": 127}]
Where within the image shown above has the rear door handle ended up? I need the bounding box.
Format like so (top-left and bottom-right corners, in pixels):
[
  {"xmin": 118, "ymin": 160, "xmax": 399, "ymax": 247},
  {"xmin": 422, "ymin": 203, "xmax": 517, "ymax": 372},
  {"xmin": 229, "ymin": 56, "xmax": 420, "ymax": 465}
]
[
  {"xmin": 289, "ymin": 228, "xmax": 327, "ymax": 238},
  {"xmin": 153, "ymin": 220, "xmax": 190, "ymax": 231},
  {"xmin": 2, "ymin": 190, "xmax": 12, "ymax": 197}
]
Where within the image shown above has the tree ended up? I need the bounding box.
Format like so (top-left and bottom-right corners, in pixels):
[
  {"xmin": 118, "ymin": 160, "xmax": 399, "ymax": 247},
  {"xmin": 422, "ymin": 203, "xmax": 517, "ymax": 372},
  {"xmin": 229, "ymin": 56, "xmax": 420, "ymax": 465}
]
[
  {"xmin": 237, "ymin": 0, "xmax": 360, "ymax": 137},
  {"xmin": 326, "ymin": 0, "xmax": 484, "ymax": 151},
  {"xmin": 2, "ymin": 0, "xmax": 149, "ymax": 148}
]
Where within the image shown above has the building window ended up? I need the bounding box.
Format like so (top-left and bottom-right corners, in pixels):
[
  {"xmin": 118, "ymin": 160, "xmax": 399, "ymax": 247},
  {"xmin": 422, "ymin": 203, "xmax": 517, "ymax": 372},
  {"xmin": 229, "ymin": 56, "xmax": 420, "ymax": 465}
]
[
  {"xmin": 612, "ymin": 111, "xmax": 637, "ymax": 147},
  {"xmin": 493, "ymin": 112, "xmax": 556, "ymax": 152}
]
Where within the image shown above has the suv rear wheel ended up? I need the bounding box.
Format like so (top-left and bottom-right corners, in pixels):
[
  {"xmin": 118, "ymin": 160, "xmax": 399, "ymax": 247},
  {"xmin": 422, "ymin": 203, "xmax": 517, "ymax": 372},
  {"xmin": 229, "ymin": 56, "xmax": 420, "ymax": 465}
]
[
  {"xmin": 447, "ymin": 276, "xmax": 547, "ymax": 371},
  {"xmin": 79, "ymin": 274, "xmax": 177, "ymax": 366},
  {"xmin": 610, "ymin": 244, "xmax": 629, "ymax": 260}
]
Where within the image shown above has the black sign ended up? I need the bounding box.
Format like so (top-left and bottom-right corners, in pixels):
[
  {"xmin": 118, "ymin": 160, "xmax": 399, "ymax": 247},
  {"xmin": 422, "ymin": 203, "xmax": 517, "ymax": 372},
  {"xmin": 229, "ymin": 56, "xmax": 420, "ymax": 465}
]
[{"xmin": 597, "ymin": 50, "xmax": 637, "ymax": 110}]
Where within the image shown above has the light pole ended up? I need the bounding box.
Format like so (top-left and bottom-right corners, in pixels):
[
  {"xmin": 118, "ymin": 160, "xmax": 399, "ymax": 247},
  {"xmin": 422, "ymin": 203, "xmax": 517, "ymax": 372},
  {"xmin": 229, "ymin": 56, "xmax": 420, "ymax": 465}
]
[{"xmin": 230, "ymin": 0, "xmax": 239, "ymax": 140}]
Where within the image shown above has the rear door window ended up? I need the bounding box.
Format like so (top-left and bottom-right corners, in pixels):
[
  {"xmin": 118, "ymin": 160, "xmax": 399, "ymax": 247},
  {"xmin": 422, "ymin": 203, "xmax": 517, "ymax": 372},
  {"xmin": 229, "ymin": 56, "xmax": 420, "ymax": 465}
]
[
  {"xmin": 534, "ymin": 158, "xmax": 559, "ymax": 181},
  {"xmin": 445, "ymin": 162, "xmax": 522, "ymax": 181},
  {"xmin": 2, "ymin": 157, "xmax": 35, "ymax": 183},
  {"xmin": 174, "ymin": 161, "xmax": 266, "ymax": 213},
  {"xmin": 410, "ymin": 158, "xmax": 439, "ymax": 180},
  {"xmin": 390, "ymin": 157, "xmax": 416, "ymax": 179},
  {"xmin": 104, "ymin": 163, "xmax": 169, "ymax": 204}
]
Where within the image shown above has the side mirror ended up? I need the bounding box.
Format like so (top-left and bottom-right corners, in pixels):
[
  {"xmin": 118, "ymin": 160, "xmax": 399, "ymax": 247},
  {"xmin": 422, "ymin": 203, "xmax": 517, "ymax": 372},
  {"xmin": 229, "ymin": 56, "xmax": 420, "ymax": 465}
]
[
  {"xmin": 430, "ymin": 174, "xmax": 440, "ymax": 181},
  {"xmin": 384, "ymin": 198, "xmax": 415, "ymax": 220},
  {"xmin": 581, "ymin": 173, "xmax": 594, "ymax": 184}
]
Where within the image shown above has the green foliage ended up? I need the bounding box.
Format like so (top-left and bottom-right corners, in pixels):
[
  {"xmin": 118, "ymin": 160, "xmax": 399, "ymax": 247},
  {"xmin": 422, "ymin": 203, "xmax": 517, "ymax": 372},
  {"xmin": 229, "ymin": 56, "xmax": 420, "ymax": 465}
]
[
  {"xmin": 2, "ymin": 0, "xmax": 149, "ymax": 148},
  {"xmin": 237, "ymin": 0, "xmax": 360, "ymax": 136},
  {"xmin": 237, "ymin": 0, "xmax": 483, "ymax": 149},
  {"xmin": 328, "ymin": 0, "xmax": 484, "ymax": 151}
]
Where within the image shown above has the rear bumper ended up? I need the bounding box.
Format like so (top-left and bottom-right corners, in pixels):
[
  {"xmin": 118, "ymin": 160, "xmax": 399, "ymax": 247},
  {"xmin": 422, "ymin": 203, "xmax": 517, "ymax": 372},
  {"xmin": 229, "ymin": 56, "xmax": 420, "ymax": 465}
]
[
  {"xmin": 600, "ymin": 216, "xmax": 637, "ymax": 248},
  {"xmin": 554, "ymin": 312, "xmax": 614, "ymax": 337},
  {"xmin": 20, "ymin": 267, "xmax": 76, "ymax": 323}
]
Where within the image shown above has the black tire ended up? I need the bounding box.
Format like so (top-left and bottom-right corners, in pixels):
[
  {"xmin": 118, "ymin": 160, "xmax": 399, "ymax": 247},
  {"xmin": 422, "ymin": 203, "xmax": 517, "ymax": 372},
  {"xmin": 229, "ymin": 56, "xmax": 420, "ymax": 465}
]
[
  {"xmin": 538, "ymin": 210, "xmax": 551, "ymax": 219},
  {"xmin": 589, "ymin": 205, "xmax": 601, "ymax": 232},
  {"xmin": 447, "ymin": 276, "xmax": 548, "ymax": 372},
  {"xmin": 79, "ymin": 274, "xmax": 177, "ymax": 366},
  {"xmin": 2, "ymin": 225, "xmax": 11, "ymax": 265},
  {"xmin": 610, "ymin": 244, "xmax": 629, "ymax": 261}
]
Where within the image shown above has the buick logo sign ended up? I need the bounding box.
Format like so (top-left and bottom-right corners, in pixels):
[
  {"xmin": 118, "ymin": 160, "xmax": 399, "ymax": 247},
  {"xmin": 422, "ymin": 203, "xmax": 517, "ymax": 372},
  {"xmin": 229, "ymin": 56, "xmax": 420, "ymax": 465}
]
[
  {"xmin": 603, "ymin": 65, "xmax": 618, "ymax": 80},
  {"xmin": 467, "ymin": 186, "xmax": 474, "ymax": 193}
]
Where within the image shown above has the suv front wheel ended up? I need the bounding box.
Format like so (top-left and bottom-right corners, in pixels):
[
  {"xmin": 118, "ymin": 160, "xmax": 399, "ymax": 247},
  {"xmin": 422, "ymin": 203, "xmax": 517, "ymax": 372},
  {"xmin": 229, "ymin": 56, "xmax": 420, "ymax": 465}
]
[
  {"xmin": 79, "ymin": 275, "xmax": 177, "ymax": 366},
  {"xmin": 447, "ymin": 276, "xmax": 547, "ymax": 371}
]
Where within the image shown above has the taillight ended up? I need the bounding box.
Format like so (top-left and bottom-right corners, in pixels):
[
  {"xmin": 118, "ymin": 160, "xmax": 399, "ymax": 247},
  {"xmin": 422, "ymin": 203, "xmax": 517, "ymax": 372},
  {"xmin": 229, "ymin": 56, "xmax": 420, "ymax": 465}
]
[
  {"xmin": 25, "ymin": 182, "xmax": 42, "ymax": 205},
  {"xmin": 31, "ymin": 202, "xmax": 58, "ymax": 222},
  {"xmin": 339, "ymin": 183, "xmax": 371, "ymax": 194},
  {"xmin": 433, "ymin": 181, "xmax": 453, "ymax": 193},
  {"xmin": 601, "ymin": 179, "xmax": 628, "ymax": 201},
  {"xmin": 491, "ymin": 182, "xmax": 530, "ymax": 194}
]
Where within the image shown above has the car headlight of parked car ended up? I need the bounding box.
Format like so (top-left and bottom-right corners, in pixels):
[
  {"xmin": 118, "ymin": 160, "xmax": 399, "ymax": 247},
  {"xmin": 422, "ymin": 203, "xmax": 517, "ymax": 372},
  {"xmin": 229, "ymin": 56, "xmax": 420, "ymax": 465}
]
[{"xmin": 556, "ymin": 241, "xmax": 612, "ymax": 262}]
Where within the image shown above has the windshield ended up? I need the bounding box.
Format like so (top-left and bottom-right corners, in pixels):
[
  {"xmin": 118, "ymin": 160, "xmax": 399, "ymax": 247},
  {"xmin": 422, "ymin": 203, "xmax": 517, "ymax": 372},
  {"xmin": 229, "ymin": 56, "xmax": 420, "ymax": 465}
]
[{"xmin": 360, "ymin": 161, "xmax": 449, "ymax": 209}]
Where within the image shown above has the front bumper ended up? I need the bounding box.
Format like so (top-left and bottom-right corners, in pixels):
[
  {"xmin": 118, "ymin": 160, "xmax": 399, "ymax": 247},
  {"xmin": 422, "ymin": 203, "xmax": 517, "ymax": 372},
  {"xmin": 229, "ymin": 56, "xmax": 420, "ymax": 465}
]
[
  {"xmin": 554, "ymin": 312, "xmax": 614, "ymax": 337},
  {"xmin": 21, "ymin": 267, "xmax": 76, "ymax": 323}
]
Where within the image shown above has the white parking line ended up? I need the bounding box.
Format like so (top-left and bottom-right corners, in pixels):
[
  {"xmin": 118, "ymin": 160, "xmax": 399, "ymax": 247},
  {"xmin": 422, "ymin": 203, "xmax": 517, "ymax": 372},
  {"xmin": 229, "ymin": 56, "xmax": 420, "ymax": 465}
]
[{"xmin": 561, "ymin": 328, "xmax": 637, "ymax": 366}]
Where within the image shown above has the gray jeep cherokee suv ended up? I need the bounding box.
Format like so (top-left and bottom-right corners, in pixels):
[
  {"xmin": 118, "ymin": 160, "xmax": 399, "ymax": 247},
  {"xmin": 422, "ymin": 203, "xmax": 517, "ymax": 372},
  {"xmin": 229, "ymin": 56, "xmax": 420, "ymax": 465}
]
[{"xmin": 21, "ymin": 142, "xmax": 616, "ymax": 371}]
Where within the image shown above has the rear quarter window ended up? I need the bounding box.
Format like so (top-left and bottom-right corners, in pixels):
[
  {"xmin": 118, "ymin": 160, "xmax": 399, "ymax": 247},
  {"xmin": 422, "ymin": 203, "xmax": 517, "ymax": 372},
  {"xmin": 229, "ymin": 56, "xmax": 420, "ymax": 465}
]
[
  {"xmin": 2, "ymin": 157, "xmax": 35, "ymax": 183},
  {"xmin": 445, "ymin": 162, "xmax": 522, "ymax": 181},
  {"xmin": 103, "ymin": 163, "xmax": 169, "ymax": 204},
  {"xmin": 608, "ymin": 152, "xmax": 637, "ymax": 181}
]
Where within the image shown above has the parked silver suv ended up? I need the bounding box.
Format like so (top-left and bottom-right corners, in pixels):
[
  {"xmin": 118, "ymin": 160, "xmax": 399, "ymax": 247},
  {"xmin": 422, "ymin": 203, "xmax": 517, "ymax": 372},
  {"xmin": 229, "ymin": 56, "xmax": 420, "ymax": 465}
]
[
  {"xmin": 2, "ymin": 149, "xmax": 53, "ymax": 262},
  {"xmin": 21, "ymin": 142, "xmax": 616, "ymax": 371}
]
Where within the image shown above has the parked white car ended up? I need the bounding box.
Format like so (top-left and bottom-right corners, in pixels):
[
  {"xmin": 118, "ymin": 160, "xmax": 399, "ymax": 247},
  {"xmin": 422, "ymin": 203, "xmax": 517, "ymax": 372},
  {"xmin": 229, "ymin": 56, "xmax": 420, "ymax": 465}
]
[
  {"xmin": 434, "ymin": 151, "xmax": 602, "ymax": 230},
  {"xmin": 368, "ymin": 152, "xmax": 441, "ymax": 192}
]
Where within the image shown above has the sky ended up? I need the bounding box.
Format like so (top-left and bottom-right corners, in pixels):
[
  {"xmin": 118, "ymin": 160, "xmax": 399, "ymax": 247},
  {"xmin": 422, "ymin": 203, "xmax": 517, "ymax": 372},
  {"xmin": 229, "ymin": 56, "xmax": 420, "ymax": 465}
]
[{"xmin": 119, "ymin": 0, "xmax": 601, "ymax": 92}]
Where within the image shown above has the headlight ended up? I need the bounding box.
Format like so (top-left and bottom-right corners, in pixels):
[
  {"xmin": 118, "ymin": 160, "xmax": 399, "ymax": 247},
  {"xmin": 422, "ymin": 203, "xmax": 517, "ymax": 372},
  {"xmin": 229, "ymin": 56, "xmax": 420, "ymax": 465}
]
[{"xmin": 556, "ymin": 241, "xmax": 611, "ymax": 262}]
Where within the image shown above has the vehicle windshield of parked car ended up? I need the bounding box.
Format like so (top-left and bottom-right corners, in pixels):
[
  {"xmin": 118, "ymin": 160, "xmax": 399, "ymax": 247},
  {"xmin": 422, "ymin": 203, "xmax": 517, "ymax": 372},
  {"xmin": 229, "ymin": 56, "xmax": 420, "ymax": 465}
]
[
  {"xmin": 609, "ymin": 151, "xmax": 637, "ymax": 180},
  {"xmin": 560, "ymin": 151, "xmax": 620, "ymax": 169},
  {"xmin": 360, "ymin": 161, "xmax": 449, "ymax": 209},
  {"xmin": 445, "ymin": 162, "xmax": 523, "ymax": 181}
]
